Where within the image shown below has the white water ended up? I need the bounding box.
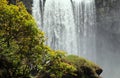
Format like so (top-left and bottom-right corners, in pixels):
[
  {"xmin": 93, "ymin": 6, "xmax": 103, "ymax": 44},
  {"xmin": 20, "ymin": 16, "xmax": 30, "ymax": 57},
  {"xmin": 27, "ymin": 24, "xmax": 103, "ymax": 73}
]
[
  {"xmin": 43, "ymin": 0, "xmax": 78, "ymax": 54},
  {"xmin": 32, "ymin": 0, "xmax": 44, "ymax": 28},
  {"xmin": 32, "ymin": 0, "xmax": 96, "ymax": 61},
  {"xmin": 72, "ymin": 0, "xmax": 96, "ymax": 61}
]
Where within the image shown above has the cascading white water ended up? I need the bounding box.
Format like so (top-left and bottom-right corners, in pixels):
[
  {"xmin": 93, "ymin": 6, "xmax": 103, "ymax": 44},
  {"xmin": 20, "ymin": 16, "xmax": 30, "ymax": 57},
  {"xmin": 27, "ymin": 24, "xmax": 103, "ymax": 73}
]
[
  {"xmin": 32, "ymin": 0, "xmax": 42, "ymax": 28},
  {"xmin": 32, "ymin": 0, "xmax": 96, "ymax": 61},
  {"xmin": 43, "ymin": 0, "xmax": 78, "ymax": 54},
  {"xmin": 32, "ymin": 0, "xmax": 44, "ymax": 28},
  {"xmin": 72, "ymin": 0, "xmax": 96, "ymax": 61}
]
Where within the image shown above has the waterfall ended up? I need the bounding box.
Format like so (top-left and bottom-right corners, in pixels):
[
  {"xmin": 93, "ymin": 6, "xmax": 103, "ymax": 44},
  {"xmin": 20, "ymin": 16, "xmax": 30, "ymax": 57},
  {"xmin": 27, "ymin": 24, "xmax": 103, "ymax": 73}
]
[
  {"xmin": 32, "ymin": 0, "xmax": 44, "ymax": 28},
  {"xmin": 72, "ymin": 0, "xmax": 96, "ymax": 61},
  {"xmin": 32, "ymin": 0, "xmax": 96, "ymax": 61},
  {"xmin": 43, "ymin": 0, "xmax": 78, "ymax": 54}
]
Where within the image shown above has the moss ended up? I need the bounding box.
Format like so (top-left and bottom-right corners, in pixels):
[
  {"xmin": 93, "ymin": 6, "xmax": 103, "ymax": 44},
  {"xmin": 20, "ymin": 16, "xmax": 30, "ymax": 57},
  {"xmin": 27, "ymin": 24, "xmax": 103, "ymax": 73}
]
[{"xmin": 63, "ymin": 55, "xmax": 103, "ymax": 78}]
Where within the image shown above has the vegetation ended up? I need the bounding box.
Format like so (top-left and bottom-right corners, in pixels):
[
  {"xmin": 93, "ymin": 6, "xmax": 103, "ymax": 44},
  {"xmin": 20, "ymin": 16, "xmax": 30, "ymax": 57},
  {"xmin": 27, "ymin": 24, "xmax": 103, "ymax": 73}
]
[
  {"xmin": 37, "ymin": 50, "xmax": 76, "ymax": 78},
  {"xmin": 0, "ymin": 0, "xmax": 44, "ymax": 77},
  {"xmin": 0, "ymin": 0, "xmax": 102, "ymax": 78},
  {"xmin": 64, "ymin": 55, "xmax": 103, "ymax": 78},
  {"xmin": 0, "ymin": 0, "xmax": 76, "ymax": 78}
]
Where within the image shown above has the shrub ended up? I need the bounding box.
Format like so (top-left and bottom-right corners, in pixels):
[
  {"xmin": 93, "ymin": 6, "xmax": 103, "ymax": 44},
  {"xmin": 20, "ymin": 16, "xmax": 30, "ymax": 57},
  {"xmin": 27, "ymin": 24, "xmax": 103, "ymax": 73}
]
[{"xmin": 0, "ymin": 0, "xmax": 77, "ymax": 78}]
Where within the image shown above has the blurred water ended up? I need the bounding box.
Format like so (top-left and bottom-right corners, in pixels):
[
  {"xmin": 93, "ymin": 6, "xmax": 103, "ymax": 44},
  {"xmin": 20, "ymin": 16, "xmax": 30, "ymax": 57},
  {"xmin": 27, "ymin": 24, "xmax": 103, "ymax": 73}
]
[
  {"xmin": 32, "ymin": 0, "xmax": 96, "ymax": 62},
  {"xmin": 72, "ymin": 0, "xmax": 96, "ymax": 61}
]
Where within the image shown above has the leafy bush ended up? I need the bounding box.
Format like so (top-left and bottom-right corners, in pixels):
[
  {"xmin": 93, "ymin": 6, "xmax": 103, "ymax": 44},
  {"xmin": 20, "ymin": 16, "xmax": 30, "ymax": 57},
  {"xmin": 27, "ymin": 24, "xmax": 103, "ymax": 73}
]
[
  {"xmin": 0, "ymin": 0, "xmax": 76, "ymax": 78},
  {"xmin": 0, "ymin": 0, "xmax": 46, "ymax": 77},
  {"xmin": 37, "ymin": 49, "xmax": 77, "ymax": 78}
]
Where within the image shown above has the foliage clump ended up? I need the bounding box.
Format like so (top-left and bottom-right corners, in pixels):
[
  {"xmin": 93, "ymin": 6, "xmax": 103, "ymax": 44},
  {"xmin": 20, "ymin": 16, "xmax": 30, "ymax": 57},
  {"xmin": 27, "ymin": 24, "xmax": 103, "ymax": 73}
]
[
  {"xmin": 0, "ymin": 0, "xmax": 76, "ymax": 78},
  {"xmin": 37, "ymin": 50, "xmax": 76, "ymax": 78},
  {"xmin": 0, "ymin": 0, "xmax": 45, "ymax": 77}
]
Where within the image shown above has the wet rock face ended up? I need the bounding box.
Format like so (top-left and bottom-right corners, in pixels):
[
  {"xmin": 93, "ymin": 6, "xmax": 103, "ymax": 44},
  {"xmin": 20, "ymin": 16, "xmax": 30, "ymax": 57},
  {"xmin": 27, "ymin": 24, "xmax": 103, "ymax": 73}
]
[
  {"xmin": 95, "ymin": 0, "xmax": 120, "ymax": 78},
  {"xmin": 8, "ymin": 0, "xmax": 33, "ymax": 13},
  {"xmin": 95, "ymin": 0, "xmax": 120, "ymax": 34},
  {"xmin": 95, "ymin": 0, "xmax": 120, "ymax": 54}
]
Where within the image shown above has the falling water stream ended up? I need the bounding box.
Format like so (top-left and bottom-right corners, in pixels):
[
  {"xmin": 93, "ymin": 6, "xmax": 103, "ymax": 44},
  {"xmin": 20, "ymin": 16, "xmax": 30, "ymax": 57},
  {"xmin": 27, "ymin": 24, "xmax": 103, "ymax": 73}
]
[
  {"xmin": 72, "ymin": 0, "xmax": 96, "ymax": 61},
  {"xmin": 32, "ymin": 0, "xmax": 96, "ymax": 61},
  {"xmin": 43, "ymin": 0, "xmax": 78, "ymax": 55},
  {"xmin": 32, "ymin": 0, "xmax": 44, "ymax": 27}
]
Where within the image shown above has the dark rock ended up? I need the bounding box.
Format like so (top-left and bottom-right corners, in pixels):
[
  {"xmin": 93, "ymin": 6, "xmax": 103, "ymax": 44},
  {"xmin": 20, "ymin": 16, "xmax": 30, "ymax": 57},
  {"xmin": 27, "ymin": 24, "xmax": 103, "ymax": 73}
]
[{"xmin": 96, "ymin": 68, "xmax": 103, "ymax": 75}]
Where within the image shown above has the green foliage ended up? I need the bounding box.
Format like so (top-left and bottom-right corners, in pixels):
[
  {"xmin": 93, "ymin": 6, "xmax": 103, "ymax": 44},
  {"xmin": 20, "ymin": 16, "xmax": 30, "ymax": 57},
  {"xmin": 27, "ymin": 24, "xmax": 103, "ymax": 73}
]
[
  {"xmin": 38, "ymin": 49, "xmax": 77, "ymax": 78},
  {"xmin": 64, "ymin": 55, "xmax": 103, "ymax": 78},
  {"xmin": 0, "ymin": 0, "xmax": 77, "ymax": 78},
  {"xmin": 0, "ymin": 0, "xmax": 45, "ymax": 77}
]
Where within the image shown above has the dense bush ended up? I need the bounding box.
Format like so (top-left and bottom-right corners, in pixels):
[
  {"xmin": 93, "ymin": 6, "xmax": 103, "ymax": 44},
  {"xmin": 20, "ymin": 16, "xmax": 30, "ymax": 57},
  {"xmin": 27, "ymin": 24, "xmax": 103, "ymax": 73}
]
[
  {"xmin": 37, "ymin": 49, "xmax": 76, "ymax": 78},
  {"xmin": 0, "ymin": 0, "xmax": 76, "ymax": 78},
  {"xmin": 0, "ymin": 0, "xmax": 45, "ymax": 77}
]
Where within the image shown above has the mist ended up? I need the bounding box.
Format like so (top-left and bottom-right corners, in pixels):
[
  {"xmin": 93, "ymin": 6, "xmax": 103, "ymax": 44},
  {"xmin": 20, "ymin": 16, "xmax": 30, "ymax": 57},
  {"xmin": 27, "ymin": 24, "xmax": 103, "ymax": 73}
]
[{"xmin": 96, "ymin": 0, "xmax": 120, "ymax": 77}]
